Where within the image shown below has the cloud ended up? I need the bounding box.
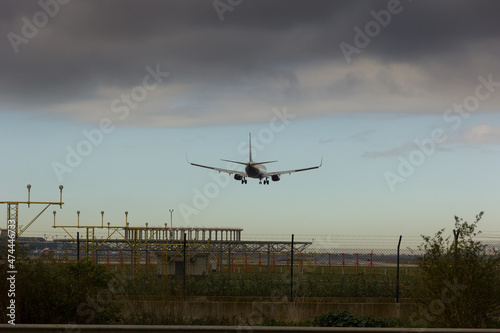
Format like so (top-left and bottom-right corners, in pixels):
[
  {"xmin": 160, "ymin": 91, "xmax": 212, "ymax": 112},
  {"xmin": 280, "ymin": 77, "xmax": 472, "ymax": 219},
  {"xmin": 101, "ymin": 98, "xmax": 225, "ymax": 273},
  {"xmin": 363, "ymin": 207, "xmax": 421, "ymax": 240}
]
[
  {"xmin": 364, "ymin": 124, "xmax": 500, "ymax": 159},
  {"xmin": 458, "ymin": 125, "xmax": 500, "ymax": 145},
  {"xmin": 1, "ymin": 1, "xmax": 500, "ymax": 127},
  {"xmin": 363, "ymin": 138, "xmax": 454, "ymax": 158},
  {"xmin": 363, "ymin": 141, "xmax": 418, "ymax": 159},
  {"xmin": 350, "ymin": 130, "xmax": 375, "ymax": 143}
]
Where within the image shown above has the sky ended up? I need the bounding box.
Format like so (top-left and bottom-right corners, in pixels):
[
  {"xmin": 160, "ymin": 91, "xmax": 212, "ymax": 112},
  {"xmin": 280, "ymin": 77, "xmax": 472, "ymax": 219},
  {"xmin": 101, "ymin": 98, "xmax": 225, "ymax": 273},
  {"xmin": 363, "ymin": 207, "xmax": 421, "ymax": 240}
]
[{"xmin": 1, "ymin": 0, "xmax": 500, "ymax": 248}]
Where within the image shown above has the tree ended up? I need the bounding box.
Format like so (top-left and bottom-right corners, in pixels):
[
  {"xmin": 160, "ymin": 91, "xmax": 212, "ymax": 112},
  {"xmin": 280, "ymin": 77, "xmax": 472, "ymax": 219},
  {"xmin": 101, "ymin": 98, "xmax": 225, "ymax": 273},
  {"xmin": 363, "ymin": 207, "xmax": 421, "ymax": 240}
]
[{"xmin": 407, "ymin": 212, "xmax": 500, "ymax": 328}]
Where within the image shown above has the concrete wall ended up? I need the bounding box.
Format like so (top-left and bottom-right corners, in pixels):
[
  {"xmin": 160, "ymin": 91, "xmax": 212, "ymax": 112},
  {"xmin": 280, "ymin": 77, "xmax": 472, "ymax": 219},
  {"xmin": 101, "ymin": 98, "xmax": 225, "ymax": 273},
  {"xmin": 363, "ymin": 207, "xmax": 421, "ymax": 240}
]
[{"xmin": 120, "ymin": 299, "xmax": 416, "ymax": 324}]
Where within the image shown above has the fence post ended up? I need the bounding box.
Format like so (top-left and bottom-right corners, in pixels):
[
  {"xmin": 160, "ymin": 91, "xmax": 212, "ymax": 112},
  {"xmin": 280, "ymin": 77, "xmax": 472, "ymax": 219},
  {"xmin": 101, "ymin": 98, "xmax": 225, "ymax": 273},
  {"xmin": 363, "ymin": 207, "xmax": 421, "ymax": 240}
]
[
  {"xmin": 183, "ymin": 232, "xmax": 187, "ymax": 300},
  {"xmin": 130, "ymin": 248, "xmax": 134, "ymax": 278},
  {"xmin": 219, "ymin": 242, "xmax": 223, "ymax": 274},
  {"xmin": 453, "ymin": 229, "xmax": 460, "ymax": 269},
  {"xmin": 396, "ymin": 235, "xmax": 402, "ymax": 303},
  {"xmin": 290, "ymin": 234, "xmax": 294, "ymax": 302},
  {"xmin": 146, "ymin": 247, "xmax": 149, "ymax": 274},
  {"xmin": 267, "ymin": 243, "xmax": 271, "ymax": 277},
  {"xmin": 77, "ymin": 232, "xmax": 80, "ymax": 261},
  {"xmin": 228, "ymin": 242, "xmax": 231, "ymax": 278}
]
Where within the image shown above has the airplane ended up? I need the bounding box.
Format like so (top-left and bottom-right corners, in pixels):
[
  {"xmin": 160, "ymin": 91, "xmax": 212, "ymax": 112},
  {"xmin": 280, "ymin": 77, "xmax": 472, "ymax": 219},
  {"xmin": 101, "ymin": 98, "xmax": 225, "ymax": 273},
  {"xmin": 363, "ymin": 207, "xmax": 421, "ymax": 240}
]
[{"xmin": 188, "ymin": 133, "xmax": 322, "ymax": 184}]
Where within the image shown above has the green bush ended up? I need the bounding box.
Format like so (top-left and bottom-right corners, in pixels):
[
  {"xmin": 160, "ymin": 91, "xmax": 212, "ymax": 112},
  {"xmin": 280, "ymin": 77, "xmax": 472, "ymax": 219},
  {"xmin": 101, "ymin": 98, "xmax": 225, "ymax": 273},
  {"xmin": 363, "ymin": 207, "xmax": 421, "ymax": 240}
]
[
  {"xmin": 0, "ymin": 244, "xmax": 122, "ymax": 324},
  {"xmin": 406, "ymin": 212, "xmax": 500, "ymax": 328},
  {"xmin": 312, "ymin": 310, "xmax": 396, "ymax": 327}
]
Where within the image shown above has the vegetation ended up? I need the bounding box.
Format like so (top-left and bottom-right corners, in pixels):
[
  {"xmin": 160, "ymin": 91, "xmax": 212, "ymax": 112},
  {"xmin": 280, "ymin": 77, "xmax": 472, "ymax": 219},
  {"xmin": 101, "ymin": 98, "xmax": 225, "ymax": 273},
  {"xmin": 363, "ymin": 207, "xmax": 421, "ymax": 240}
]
[
  {"xmin": 0, "ymin": 244, "xmax": 121, "ymax": 324},
  {"xmin": 406, "ymin": 212, "xmax": 500, "ymax": 328},
  {"xmin": 312, "ymin": 310, "xmax": 399, "ymax": 327},
  {"xmin": 126, "ymin": 309, "xmax": 402, "ymax": 327},
  {"xmin": 254, "ymin": 310, "xmax": 400, "ymax": 327},
  {"xmin": 123, "ymin": 270, "xmax": 402, "ymax": 299},
  {"xmin": 2, "ymin": 212, "xmax": 499, "ymax": 327}
]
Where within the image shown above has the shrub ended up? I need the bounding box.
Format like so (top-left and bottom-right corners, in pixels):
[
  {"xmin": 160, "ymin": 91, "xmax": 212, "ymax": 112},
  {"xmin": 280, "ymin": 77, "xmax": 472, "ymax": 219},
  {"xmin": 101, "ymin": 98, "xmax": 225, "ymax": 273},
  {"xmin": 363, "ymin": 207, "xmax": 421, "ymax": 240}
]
[
  {"xmin": 406, "ymin": 212, "xmax": 500, "ymax": 328},
  {"xmin": 312, "ymin": 310, "xmax": 395, "ymax": 327},
  {"xmin": 0, "ymin": 244, "xmax": 122, "ymax": 324}
]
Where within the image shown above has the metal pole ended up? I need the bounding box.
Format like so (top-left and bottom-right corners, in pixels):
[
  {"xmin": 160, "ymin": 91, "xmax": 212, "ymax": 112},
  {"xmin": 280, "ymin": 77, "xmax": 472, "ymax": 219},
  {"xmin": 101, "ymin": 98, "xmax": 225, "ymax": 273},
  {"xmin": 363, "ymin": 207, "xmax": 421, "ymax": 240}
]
[
  {"xmin": 59, "ymin": 185, "xmax": 63, "ymax": 208},
  {"xmin": 131, "ymin": 229, "xmax": 134, "ymax": 278},
  {"xmin": 27, "ymin": 184, "xmax": 31, "ymax": 208},
  {"xmin": 453, "ymin": 229, "xmax": 460, "ymax": 266},
  {"xmin": 183, "ymin": 232, "xmax": 187, "ymax": 300},
  {"xmin": 228, "ymin": 243, "xmax": 231, "ymax": 278},
  {"xmin": 77, "ymin": 232, "xmax": 80, "ymax": 261},
  {"xmin": 453, "ymin": 229, "xmax": 460, "ymax": 279},
  {"xmin": 169, "ymin": 209, "xmax": 174, "ymax": 240},
  {"xmin": 291, "ymin": 234, "xmax": 294, "ymax": 302},
  {"xmin": 267, "ymin": 243, "xmax": 271, "ymax": 277},
  {"xmin": 396, "ymin": 235, "xmax": 402, "ymax": 303},
  {"xmin": 130, "ymin": 248, "xmax": 134, "ymax": 278},
  {"xmin": 219, "ymin": 242, "xmax": 223, "ymax": 275}
]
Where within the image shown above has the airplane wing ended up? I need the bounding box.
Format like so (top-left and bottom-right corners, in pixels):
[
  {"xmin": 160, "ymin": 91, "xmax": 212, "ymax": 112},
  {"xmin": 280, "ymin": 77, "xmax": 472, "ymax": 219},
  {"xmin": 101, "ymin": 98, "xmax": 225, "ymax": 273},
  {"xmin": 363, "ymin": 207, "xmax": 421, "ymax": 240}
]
[
  {"xmin": 187, "ymin": 159, "xmax": 247, "ymax": 177},
  {"xmin": 265, "ymin": 157, "xmax": 322, "ymax": 177}
]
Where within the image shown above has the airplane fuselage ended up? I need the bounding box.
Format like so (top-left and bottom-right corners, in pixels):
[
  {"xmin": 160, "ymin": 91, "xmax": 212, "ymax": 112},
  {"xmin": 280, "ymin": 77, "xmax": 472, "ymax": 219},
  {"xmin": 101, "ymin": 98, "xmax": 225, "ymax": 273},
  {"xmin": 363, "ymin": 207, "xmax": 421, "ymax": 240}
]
[
  {"xmin": 188, "ymin": 132, "xmax": 322, "ymax": 185},
  {"xmin": 245, "ymin": 163, "xmax": 267, "ymax": 179}
]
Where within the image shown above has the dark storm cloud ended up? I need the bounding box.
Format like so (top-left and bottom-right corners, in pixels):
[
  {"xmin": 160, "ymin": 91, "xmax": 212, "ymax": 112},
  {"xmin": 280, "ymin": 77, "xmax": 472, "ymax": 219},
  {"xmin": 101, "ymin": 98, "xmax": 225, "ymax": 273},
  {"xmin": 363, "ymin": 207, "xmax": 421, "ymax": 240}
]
[
  {"xmin": 1, "ymin": 0, "xmax": 499, "ymax": 125},
  {"xmin": 338, "ymin": 1, "xmax": 500, "ymax": 60}
]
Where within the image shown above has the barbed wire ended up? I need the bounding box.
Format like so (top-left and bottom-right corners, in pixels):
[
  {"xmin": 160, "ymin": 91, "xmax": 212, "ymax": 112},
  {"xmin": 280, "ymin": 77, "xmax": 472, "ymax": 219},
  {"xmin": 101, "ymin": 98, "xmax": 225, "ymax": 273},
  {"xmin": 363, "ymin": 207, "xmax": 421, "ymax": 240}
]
[{"xmin": 11, "ymin": 230, "xmax": 500, "ymax": 250}]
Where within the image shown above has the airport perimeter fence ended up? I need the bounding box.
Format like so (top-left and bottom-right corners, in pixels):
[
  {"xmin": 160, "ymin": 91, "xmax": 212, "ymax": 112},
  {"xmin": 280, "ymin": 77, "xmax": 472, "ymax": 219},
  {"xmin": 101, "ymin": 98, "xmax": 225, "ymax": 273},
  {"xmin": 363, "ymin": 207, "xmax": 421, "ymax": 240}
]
[{"xmin": 18, "ymin": 234, "xmax": 419, "ymax": 300}]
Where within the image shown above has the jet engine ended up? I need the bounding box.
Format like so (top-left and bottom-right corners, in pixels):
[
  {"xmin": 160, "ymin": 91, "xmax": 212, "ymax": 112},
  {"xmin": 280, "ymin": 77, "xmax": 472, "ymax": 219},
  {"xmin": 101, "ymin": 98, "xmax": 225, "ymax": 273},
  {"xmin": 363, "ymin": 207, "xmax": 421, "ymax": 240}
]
[
  {"xmin": 271, "ymin": 174, "xmax": 280, "ymax": 182},
  {"xmin": 234, "ymin": 174, "xmax": 243, "ymax": 181}
]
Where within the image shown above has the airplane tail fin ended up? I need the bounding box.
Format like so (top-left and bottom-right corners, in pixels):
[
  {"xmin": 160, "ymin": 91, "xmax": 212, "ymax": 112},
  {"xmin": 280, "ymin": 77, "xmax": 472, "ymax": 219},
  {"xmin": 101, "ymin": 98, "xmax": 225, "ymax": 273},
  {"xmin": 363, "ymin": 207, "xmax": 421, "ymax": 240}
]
[
  {"xmin": 249, "ymin": 132, "xmax": 253, "ymax": 163},
  {"xmin": 248, "ymin": 133, "xmax": 278, "ymax": 165},
  {"xmin": 221, "ymin": 133, "xmax": 278, "ymax": 166}
]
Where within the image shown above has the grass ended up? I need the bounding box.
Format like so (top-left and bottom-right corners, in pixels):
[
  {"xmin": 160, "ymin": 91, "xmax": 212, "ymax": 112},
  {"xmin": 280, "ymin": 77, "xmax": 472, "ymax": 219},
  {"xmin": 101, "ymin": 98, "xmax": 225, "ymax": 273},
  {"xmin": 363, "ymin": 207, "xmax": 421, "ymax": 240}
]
[{"xmin": 119, "ymin": 265, "xmax": 414, "ymax": 299}]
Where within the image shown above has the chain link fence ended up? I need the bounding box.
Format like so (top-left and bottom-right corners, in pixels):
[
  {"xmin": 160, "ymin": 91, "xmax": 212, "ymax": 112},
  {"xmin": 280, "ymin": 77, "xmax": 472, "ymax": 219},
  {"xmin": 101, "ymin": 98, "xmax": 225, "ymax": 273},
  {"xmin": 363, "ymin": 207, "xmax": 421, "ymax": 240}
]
[{"xmin": 14, "ymin": 234, "xmax": 425, "ymax": 300}]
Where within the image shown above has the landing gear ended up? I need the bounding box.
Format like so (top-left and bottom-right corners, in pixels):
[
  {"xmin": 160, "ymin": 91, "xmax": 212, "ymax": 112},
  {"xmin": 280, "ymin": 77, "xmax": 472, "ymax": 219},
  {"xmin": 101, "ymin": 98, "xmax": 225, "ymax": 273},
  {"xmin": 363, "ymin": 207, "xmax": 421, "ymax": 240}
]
[
  {"xmin": 241, "ymin": 179, "xmax": 247, "ymax": 184},
  {"xmin": 260, "ymin": 178, "xmax": 269, "ymax": 185}
]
